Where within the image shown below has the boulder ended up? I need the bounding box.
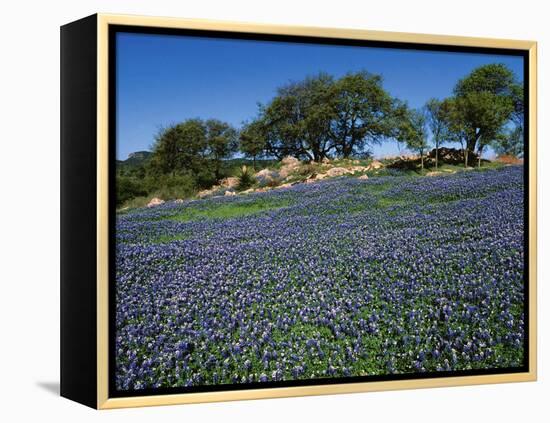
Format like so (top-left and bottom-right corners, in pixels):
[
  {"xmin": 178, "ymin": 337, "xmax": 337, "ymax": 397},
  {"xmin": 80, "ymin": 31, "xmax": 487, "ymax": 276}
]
[
  {"xmin": 147, "ymin": 197, "xmax": 165, "ymax": 208},
  {"xmin": 174, "ymin": 199, "xmax": 184, "ymax": 204},
  {"xmin": 197, "ymin": 191, "xmax": 210, "ymax": 198},
  {"xmin": 255, "ymin": 168, "xmax": 280, "ymax": 185},
  {"xmin": 327, "ymin": 167, "xmax": 351, "ymax": 177},
  {"xmin": 224, "ymin": 190, "xmax": 236, "ymax": 196},
  {"xmin": 368, "ymin": 160, "xmax": 384, "ymax": 170},
  {"xmin": 358, "ymin": 174, "xmax": 369, "ymax": 180},
  {"xmin": 220, "ymin": 176, "xmax": 239, "ymax": 188},
  {"xmin": 427, "ymin": 147, "xmax": 479, "ymax": 165},
  {"xmin": 281, "ymin": 156, "xmax": 300, "ymax": 166},
  {"xmin": 255, "ymin": 168, "xmax": 277, "ymax": 178},
  {"xmin": 197, "ymin": 185, "xmax": 221, "ymax": 198},
  {"xmin": 279, "ymin": 156, "xmax": 301, "ymax": 178},
  {"xmin": 387, "ymin": 158, "xmax": 420, "ymax": 170}
]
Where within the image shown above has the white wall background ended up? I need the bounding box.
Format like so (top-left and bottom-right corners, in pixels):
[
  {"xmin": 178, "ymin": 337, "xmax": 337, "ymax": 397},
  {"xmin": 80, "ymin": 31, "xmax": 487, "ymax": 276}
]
[{"xmin": 0, "ymin": 0, "xmax": 546, "ymax": 421}]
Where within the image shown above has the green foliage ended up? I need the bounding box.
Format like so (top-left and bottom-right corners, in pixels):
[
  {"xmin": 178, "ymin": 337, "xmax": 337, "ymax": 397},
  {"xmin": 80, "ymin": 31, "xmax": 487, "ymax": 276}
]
[
  {"xmin": 118, "ymin": 195, "xmax": 151, "ymax": 210},
  {"xmin": 150, "ymin": 118, "xmax": 237, "ymax": 185},
  {"xmin": 454, "ymin": 63, "xmax": 519, "ymax": 98},
  {"xmin": 404, "ymin": 109, "xmax": 430, "ymax": 169},
  {"xmin": 294, "ymin": 162, "xmax": 321, "ymax": 177},
  {"xmin": 153, "ymin": 233, "xmax": 190, "ymax": 244},
  {"xmin": 239, "ymin": 120, "xmax": 267, "ymax": 168},
  {"xmin": 332, "ymin": 71, "xmax": 396, "ymax": 158},
  {"xmin": 116, "ymin": 173, "xmax": 196, "ymax": 209},
  {"xmin": 168, "ymin": 198, "xmax": 292, "ymax": 222},
  {"xmin": 145, "ymin": 173, "xmax": 196, "ymax": 200},
  {"xmin": 493, "ymin": 125, "xmax": 524, "ymax": 158},
  {"xmin": 205, "ymin": 119, "xmax": 238, "ymax": 179},
  {"xmin": 247, "ymin": 71, "xmax": 401, "ymax": 162},
  {"xmin": 115, "ymin": 118, "xmax": 239, "ymax": 207},
  {"xmin": 116, "ymin": 176, "xmax": 148, "ymax": 207},
  {"xmin": 149, "ymin": 119, "xmax": 206, "ymax": 176},
  {"xmin": 260, "ymin": 73, "xmax": 337, "ymax": 162},
  {"xmin": 392, "ymin": 107, "xmax": 430, "ymax": 170},
  {"xmin": 423, "ymin": 98, "xmax": 452, "ymax": 168},
  {"xmin": 441, "ymin": 63, "xmax": 521, "ymax": 166},
  {"xmin": 116, "ymin": 152, "xmax": 152, "ymax": 180}
]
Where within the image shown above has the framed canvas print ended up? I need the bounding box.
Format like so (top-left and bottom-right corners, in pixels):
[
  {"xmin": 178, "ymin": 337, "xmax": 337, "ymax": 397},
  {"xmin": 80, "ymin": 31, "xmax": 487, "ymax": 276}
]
[{"xmin": 60, "ymin": 13, "xmax": 537, "ymax": 409}]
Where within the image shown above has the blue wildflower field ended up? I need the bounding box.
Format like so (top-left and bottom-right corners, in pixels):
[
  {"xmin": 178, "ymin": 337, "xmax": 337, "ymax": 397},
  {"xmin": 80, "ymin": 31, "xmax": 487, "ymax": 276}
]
[{"xmin": 115, "ymin": 166, "xmax": 525, "ymax": 390}]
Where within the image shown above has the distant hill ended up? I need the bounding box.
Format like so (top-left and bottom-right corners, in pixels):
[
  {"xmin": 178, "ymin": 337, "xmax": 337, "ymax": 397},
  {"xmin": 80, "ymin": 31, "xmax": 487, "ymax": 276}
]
[{"xmin": 117, "ymin": 151, "xmax": 152, "ymax": 168}]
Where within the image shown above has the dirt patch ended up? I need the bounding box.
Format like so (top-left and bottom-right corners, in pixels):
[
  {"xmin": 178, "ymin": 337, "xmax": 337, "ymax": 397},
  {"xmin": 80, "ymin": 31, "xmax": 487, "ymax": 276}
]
[{"xmin": 495, "ymin": 155, "xmax": 523, "ymax": 165}]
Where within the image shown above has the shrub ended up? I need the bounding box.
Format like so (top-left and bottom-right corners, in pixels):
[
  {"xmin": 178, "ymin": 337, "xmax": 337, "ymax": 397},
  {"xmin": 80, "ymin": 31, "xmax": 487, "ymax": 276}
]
[
  {"xmin": 117, "ymin": 173, "xmax": 197, "ymax": 209},
  {"xmin": 237, "ymin": 165, "xmax": 256, "ymax": 191},
  {"xmin": 116, "ymin": 176, "xmax": 148, "ymax": 207},
  {"xmin": 295, "ymin": 163, "xmax": 320, "ymax": 177},
  {"xmin": 146, "ymin": 174, "xmax": 196, "ymax": 200}
]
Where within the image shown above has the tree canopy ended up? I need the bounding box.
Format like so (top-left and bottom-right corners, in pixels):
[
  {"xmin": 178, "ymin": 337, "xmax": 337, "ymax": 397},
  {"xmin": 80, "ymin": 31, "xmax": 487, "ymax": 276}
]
[
  {"xmin": 331, "ymin": 71, "xmax": 397, "ymax": 158},
  {"xmin": 239, "ymin": 120, "xmax": 268, "ymax": 168},
  {"xmin": 150, "ymin": 118, "xmax": 237, "ymax": 187},
  {"xmin": 403, "ymin": 109, "xmax": 430, "ymax": 169},
  {"xmin": 423, "ymin": 98, "xmax": 452, "ymax": 168},
  {"xmin": 442, "ymin": 63, "xmax": 522, "ymax": 166},
  {"xmin": 247, "ymin": 71, "xmax": 402, "ymax": 162}
]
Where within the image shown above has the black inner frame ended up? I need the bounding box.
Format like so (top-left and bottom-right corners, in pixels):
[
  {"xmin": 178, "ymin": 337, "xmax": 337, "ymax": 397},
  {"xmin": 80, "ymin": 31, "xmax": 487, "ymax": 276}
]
[{"xmin": 108, "ymin": 24, "xmax": 530, "ymax": 399}]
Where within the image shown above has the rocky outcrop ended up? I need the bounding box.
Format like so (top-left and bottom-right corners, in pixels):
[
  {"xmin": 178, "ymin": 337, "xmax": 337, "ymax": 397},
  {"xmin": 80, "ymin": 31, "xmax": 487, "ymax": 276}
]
[
  {"xmin": 220, "ymin": 177, "xmax": 239, "ymax": 189},
  {"xmin": 192, "ymin": 158, "xmax": 383, "ymax": 201},
  {"xmin": 255, "ymin": 168, "xmax": 281, "ymax": 186},
  {"xmin": 198, "ymin": 186, "xmax": 223, "ymax": 198},
  {"xmin": 325, "ymin": 166, "xmax": 369, "ymax": 177},
  {"xmin": 327, "ymin": 167, "xmax": 350, "ymax": 177},
  {"xmin": 367, "ymin": 160, "xmax": 384, "ymax": 170},
  {"xmin": 281, "ymin": 156, "xmax": 300, "ymax": 166},
  {"xmin": 147, "ymin": 197, "xmax": 165, "ymax": 208},
  {"xmin": 427, "ymin": 147, "xmax": 479, "ymax": 165},
  {"xmin": 279, "ymin": 156, "xmax": 301, "ymax": 179}
]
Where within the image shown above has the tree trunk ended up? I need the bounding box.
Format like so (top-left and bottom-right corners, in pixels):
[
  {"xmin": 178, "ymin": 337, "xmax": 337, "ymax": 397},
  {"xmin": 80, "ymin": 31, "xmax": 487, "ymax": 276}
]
[
  {"xmin": 342, "ymin": 143, "xmax": 352, "ymax": 159},
  {"xmin": 464, "ymin": 147, "xmax": 469, "ymax": 168},
  {"xmin": 466, "ymin": 133, "xmax": 479, "ymax": 168},
  {"xmin": 478, "ymin": 147, "xmax": 482, "ymax": 168},
  {"xmin": 420, "ymin": 152, "xmax": 424, "ymax": 170},
  {"xmin": 435, "ymin": 140, "xmax": 439, "ymax": 169}
]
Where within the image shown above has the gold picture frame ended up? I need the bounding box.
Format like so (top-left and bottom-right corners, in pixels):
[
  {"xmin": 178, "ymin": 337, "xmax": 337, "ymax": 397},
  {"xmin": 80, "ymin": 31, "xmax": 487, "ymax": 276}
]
[{"xmin": 61, "ymin": 13, "xmax": 537, "ymax": 409}]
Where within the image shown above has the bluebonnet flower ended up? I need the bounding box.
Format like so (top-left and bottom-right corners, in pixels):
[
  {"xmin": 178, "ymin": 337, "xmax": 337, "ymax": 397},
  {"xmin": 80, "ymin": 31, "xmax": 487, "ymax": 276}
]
[{"xmin": 115, "ymin": 167, "xmax": 525, "ymax": 390}]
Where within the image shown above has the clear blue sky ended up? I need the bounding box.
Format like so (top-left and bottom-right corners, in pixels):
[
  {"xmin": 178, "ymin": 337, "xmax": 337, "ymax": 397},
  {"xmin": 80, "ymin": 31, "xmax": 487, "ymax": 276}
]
[{"xmin": 116, "ymin": 32, "xmax": 523, "ymax": 160}]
